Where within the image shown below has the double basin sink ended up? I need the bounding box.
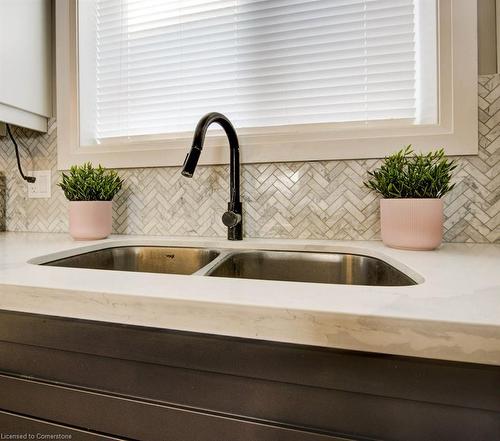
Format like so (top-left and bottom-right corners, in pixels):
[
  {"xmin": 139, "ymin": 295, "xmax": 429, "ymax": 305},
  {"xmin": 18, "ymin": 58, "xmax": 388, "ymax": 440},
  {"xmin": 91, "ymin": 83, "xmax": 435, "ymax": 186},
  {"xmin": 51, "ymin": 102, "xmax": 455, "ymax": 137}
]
[{"xmin": 43, "ymin": 246, "xmax": 417, "ymax": 287}]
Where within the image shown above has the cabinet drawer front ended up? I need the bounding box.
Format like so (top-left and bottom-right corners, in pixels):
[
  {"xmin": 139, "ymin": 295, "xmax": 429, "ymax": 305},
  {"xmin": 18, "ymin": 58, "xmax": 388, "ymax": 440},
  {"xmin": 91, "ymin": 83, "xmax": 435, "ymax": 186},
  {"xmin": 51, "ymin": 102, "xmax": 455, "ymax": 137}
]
[
  {"xmin": 0, "ymin": 410, "xmax": 123, "ymax": 440},
  {"xmin": 0, "ymin": 374, "xmax": 349, "ymax": 441}
]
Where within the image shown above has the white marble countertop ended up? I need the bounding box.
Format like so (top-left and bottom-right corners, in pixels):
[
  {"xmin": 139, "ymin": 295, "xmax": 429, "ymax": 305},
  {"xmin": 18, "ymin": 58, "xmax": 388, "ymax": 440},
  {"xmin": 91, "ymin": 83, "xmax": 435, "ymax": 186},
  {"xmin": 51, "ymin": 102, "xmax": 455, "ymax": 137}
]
[{"xmin": 0, "ymin": 232, "xmax": 499, "ymax": 365}]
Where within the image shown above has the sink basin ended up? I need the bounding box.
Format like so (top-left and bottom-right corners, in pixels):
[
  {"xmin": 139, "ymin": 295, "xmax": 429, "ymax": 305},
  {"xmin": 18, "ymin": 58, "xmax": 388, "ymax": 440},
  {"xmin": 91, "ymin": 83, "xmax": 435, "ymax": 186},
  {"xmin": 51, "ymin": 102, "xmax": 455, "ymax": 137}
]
[
  {"xmin": 41, "ymin": 245, "xmax": 417, "ymax": 286},
  {"xmin": 43, "ymin": 246, "xmax": 220, "ymax": 275},
  {"xmin": 206, "ymin": 251, "xmax": 416, "ymax": 286}
]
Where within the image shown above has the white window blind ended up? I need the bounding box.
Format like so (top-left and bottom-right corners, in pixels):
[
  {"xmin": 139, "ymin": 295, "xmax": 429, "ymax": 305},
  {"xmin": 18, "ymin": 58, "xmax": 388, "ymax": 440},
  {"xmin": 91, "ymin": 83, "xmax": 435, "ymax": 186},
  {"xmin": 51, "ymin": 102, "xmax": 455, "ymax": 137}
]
[{"xmin": 80, "ymin": 0, "xmax": 437, "ymax": 142}]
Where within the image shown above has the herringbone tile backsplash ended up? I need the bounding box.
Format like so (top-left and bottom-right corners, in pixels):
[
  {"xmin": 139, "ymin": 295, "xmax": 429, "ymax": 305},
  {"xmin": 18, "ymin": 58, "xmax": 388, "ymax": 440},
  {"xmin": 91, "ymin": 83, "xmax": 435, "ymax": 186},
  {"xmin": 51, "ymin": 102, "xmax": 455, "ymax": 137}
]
[{"xmin": 0, "ymin": 75, "xmax": 498, "ymax": 242}]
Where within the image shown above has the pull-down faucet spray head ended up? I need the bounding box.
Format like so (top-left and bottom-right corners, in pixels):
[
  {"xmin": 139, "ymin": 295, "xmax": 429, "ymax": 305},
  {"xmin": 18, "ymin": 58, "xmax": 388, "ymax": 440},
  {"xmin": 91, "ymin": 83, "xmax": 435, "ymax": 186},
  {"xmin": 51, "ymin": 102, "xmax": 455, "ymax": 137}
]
[{"xmin": 181, "ymin": 144, "xmax": 202, "ymax": 178}]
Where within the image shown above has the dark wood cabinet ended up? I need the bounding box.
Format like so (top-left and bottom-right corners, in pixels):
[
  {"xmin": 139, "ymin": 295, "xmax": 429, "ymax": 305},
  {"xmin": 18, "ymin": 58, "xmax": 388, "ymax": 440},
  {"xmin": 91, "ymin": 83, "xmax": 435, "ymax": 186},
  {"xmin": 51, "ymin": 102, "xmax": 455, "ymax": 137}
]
[
  {"xmin": 0, "ymin": 310, "xmax": 498, "ymax": 440},
  {"xmin": 0, "ymin": 410, "xmax": 122, "ymax": 440}
]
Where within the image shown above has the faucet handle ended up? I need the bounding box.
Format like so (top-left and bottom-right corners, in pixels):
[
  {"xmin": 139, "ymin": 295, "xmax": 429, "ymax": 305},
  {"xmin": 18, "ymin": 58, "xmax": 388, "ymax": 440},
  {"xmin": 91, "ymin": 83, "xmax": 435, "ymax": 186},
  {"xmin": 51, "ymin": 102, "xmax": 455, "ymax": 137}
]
[{"xmin": 222, "ymin": 211, "xmax": 242, "ymax": 228}]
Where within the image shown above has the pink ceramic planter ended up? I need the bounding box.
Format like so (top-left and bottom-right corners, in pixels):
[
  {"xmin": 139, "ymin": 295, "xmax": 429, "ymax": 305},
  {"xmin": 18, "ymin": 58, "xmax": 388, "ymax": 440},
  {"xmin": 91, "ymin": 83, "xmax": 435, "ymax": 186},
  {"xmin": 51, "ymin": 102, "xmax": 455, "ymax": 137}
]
[
  {"xmin": 69, "ymin": 201, "xmax": 113, "ymax": 240},
  {"xmin": 380, "ymin": 198, "xmax": 444, "ymax": 250}
]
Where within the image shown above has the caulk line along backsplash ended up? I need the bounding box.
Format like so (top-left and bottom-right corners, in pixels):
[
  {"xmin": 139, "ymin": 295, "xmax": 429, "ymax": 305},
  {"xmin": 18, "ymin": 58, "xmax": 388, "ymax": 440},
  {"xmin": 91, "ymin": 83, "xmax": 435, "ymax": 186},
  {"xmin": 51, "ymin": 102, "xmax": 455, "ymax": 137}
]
[{"xmin": 0, "ymin": 75, "xmax": 498, "ymax": 243}]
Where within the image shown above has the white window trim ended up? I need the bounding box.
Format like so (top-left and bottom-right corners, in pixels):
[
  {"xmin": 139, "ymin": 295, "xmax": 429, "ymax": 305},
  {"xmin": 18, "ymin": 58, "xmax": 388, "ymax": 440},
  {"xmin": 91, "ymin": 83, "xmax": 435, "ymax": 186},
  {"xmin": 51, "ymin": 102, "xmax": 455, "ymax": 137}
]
[{"xmin": 56, "ymin": 0, "xmax": 478, "ymax": 170}]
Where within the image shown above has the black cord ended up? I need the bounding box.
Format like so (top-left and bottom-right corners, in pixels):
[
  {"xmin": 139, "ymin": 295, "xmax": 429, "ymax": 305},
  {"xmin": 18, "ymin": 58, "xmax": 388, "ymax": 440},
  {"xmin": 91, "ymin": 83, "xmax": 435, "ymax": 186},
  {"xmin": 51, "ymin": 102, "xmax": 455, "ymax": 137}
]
[{"xmin": 6, "ymin": 124, "xmax": 36, "ymax": 183}]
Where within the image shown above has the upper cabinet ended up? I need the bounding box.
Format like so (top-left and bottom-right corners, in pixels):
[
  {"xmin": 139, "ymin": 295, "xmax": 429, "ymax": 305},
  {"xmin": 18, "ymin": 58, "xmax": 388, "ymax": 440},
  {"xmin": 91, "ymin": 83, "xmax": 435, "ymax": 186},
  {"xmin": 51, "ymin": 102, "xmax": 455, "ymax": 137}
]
[
  {"xmin": 0, "ymin": 0, "xmax": 52, "ymax": 132},
  {"xmin": 478, "ymin": 0, "xmax": 500, "ymax": 75}
]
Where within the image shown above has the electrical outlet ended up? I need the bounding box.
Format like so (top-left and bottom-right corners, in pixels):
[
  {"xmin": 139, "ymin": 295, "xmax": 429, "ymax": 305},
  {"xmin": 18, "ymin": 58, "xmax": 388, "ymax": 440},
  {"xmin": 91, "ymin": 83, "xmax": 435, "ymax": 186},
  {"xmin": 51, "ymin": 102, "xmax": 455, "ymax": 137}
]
[{"xmin": 27, "ymin": 170, "xmax": 51, "ymax": 198}]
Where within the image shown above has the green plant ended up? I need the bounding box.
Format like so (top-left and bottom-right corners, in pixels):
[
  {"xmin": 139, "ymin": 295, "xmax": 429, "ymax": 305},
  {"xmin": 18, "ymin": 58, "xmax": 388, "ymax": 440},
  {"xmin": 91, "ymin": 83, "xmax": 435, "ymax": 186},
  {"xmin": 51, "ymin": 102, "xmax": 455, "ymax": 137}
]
[
  {"xmin": 364, "ymin": 146, "xmax": 457, "ymax": 198},
  {"xmin": 59, "ymin": 162, "xmax": 123, "ymax": 201}
]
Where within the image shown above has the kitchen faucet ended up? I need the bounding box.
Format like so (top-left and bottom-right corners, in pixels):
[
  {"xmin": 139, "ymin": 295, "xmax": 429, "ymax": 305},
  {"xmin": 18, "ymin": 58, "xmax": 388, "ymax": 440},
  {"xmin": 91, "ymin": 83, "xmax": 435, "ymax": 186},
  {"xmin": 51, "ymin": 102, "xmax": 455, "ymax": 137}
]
[{"xmin": 181, "ymin": 112, "xmax": 243, "ymax": 241}]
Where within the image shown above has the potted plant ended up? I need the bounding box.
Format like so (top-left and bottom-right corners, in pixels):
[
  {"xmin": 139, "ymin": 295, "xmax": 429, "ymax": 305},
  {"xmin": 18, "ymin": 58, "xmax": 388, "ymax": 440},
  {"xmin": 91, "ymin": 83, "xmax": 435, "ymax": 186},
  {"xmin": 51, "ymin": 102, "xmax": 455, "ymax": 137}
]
[
  {"xmin": 365, "ymin": 146, "xmax": 457, "ymax": 250},
  {"xmin": 59, "ymin": 162, "xmax": 123, "ymax": 240}
]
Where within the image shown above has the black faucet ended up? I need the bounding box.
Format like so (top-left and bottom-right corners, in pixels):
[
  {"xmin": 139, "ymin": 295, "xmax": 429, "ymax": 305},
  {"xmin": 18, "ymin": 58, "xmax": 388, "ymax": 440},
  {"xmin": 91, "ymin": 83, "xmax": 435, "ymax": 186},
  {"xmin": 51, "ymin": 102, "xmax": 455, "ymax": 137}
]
[{"xmin": 181, "ymin": 112, "xmax": 243, "ymax": 241}]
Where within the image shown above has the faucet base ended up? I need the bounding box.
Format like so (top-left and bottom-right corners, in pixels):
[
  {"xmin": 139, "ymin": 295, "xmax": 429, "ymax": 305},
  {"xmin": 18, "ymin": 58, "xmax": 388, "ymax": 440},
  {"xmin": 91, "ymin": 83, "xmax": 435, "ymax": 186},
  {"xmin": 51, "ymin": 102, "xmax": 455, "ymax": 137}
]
[{"xmin": 227, "ymin": 201, "xmax": 243, "ymax": 240}]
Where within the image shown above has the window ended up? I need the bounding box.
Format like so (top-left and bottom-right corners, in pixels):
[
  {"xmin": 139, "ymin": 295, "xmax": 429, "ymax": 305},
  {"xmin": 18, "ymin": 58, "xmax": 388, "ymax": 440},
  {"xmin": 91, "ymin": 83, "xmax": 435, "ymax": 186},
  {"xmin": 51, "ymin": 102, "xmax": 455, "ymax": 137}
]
[
  {"xmin": 83, "ymin": 0, "xmax": 437, "ymax": 140},
  {"xmin": 57, "ymin": 0, "xmax": 478, "ymax": 169}
]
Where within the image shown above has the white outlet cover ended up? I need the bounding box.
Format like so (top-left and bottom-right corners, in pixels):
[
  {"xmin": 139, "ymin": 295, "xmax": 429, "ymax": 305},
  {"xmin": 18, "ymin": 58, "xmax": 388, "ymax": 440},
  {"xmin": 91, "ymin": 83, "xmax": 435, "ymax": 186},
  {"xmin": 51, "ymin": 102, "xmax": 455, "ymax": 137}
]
[{"xmin": 27, "ymin": 170, "xmax": 51, "ymax": 199}]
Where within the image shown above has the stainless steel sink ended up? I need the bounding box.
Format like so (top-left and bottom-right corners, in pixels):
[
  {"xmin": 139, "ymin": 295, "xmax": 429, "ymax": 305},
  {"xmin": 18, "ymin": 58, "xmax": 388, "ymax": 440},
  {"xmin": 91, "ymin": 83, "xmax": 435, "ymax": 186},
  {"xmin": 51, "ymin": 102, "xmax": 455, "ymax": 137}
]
[
  {"xmin": 42, "ymin": 246, "xmax": 417, "ymax": 286},
  {"xmin": 43, "ymin": 246, "xmax": 220, "ymax": 275},
  {"xmin": 205, "ymin": 251, "xmax": 416, "ymax": 286}
]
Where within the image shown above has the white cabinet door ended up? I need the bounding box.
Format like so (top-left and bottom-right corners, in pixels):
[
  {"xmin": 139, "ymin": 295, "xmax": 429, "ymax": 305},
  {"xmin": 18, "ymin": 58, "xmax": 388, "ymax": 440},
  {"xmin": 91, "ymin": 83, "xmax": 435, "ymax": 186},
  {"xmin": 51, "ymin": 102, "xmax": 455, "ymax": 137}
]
[{"xmin": 0, "ymin": 0, "xmax": 52, "ymax": 132}]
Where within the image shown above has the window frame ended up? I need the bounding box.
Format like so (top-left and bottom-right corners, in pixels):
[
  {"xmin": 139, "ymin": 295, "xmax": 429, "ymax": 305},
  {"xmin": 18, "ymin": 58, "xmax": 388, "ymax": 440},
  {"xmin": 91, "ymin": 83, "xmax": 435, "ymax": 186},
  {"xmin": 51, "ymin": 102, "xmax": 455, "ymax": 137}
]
[{"xmin": 56, "ymin": 0, "xmax": 478, "ymax": 170}]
